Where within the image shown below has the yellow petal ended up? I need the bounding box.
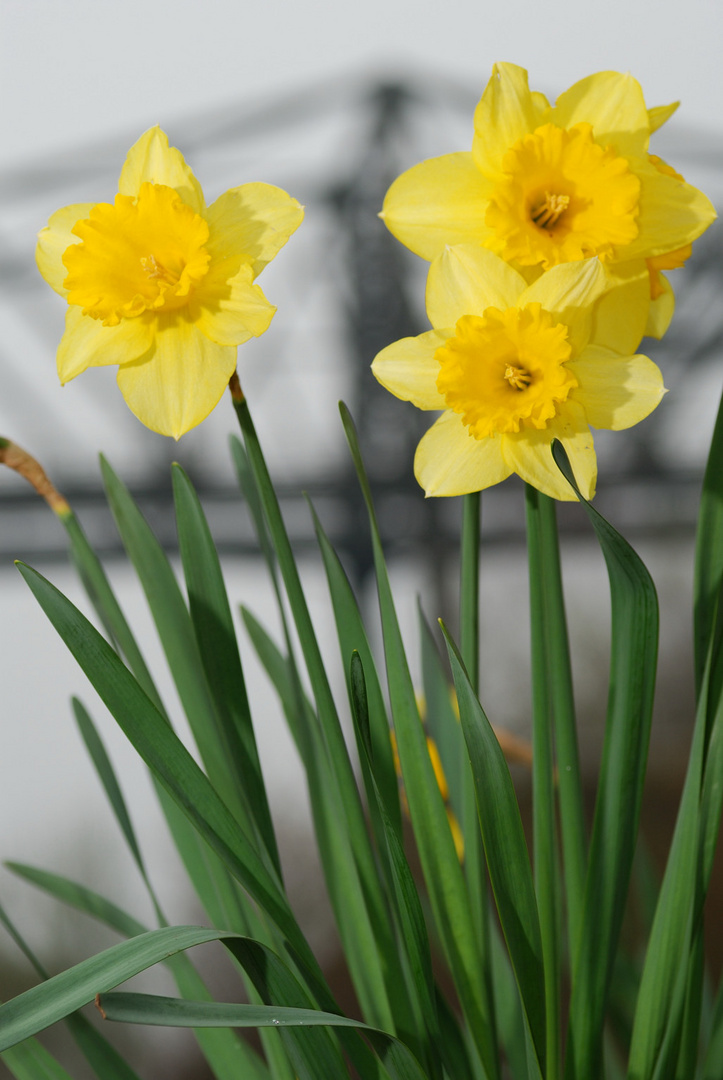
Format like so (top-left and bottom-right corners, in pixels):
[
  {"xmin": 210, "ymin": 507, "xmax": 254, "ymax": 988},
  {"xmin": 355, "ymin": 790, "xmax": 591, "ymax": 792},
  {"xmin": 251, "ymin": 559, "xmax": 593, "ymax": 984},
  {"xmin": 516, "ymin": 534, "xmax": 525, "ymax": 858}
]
[
  {"xmin": 589, "ymin": 261, "xmax": 650, "ymax": 354},
  {"xmin": 551, "ymin": 71, "xmax": 650, "ymax": 158},
  {"xmin": 472, "ymin": 63, "xmax": 540, "ymax": 178},
  {"xmin": 644, "ymin": 274, "xmax": 675, "ymax": 339},
  {"xmin": 426, "ymin": 245, "xmax": 527, "ymax": 328},
  {"xmin": 36, "ymin": 203, "xmax": 95, "ymax": 296},
  {"xmin": 371, "ymin": 330, "xmax": 449, "ymax": 410},
  {"xmin": 520, "ymin": 258, "xmax": 607, "ymax": 353},
  {"xmin": 381, "ymin": 153, "xmax": 493, "ymax": 261},
  {"xmin": 622, "ymin": 157, "xmax": 717, "ymax": 260},
  {"xmin": 648, "ymin": 102, "xmax": 679, "ymax": 133},
  {"xmin": 192, "ymin": 261, "xmax": 276, "ymax": 345},
  {"xmin": 502, "ymin": 402, "xmax": 596, "ymax": 500},
  {"xmin": 118, "ymin": 127, "xmax": 205, "ymax": 214},
  {"xmin": 116, "ymin": 314, "xmax": 236, "ymax": 437},
  {"xmin": 415, "ymin": 411, "xmax": 511, "ymax": 496},
  {"xmin": 569, "ymin": 346, "xmax": 665, "ymax": 430},
  {"xmin": 57, "ymin": 306, "xmax": 154, "ymax": 382},
  {"xmin": 205, "ymin": 183, "xmax": 304, "ymax": 278}
]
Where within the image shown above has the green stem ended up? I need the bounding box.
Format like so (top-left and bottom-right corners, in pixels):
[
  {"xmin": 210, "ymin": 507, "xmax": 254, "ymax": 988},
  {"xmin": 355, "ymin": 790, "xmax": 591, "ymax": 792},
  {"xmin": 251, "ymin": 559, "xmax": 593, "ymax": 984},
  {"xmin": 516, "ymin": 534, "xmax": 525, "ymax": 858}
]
[
  {"xmin": 460, "ymin": 492, "xmax": 481, "ymax": 692},
  {"xmin": 526, "ymin": 485, "xmax": 561, "ymax": 1080},
  {"xmin": 459, "ymin": 492, "xmax": 493, "ymax": 1016},
  {"xmin": 535, "ymin": 494, "xmax": 587, "ymax": 959}
]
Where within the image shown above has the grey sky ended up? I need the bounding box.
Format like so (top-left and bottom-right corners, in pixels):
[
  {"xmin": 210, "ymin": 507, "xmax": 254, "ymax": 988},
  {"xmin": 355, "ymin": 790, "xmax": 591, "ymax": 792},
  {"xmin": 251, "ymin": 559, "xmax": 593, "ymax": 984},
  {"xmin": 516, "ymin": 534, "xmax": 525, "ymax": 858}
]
[{"xmin": 3, "ymin": 0, "xmax": 723, "ymax": 167}]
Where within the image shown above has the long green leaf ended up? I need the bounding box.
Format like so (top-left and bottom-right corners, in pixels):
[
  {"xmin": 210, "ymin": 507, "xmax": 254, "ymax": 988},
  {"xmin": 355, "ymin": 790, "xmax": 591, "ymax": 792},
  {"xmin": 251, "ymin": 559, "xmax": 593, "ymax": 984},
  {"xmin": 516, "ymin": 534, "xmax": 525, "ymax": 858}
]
[
  {"xmin": 1, "ymin": 1037, "xmax": 75, "ymax": 1080},
  {"xmin": 694, "ymin": 384, "xmax": 723, "ymax": 695},
  {"xmin": 5, "ymin": 862, "xmax": 271, "ymax": 1080},
  {"xmin": 172, "ymin": 464, "xmax": 280, "ymax": 874},
  {"xmin": 232, "ymin": 399, "xmax": 398, "ymax": 1032},
  {"xmin": 552, "ymin": 444, "xmax": 658, "ymax": 1080},
  {"xmin": 442, "ymin": 623, "xmax": 546, "ymax": 1078},
  {"xmin": 16, "ymin": 561, "xmax": 329, "ymax": 1007},
  {"xmin": 340, "ymin": 402, "xmax": 500, "ymax": 1080},
  {"xmin": 99, "ymin": 457, "xmax": 250, "ymax": 834}
]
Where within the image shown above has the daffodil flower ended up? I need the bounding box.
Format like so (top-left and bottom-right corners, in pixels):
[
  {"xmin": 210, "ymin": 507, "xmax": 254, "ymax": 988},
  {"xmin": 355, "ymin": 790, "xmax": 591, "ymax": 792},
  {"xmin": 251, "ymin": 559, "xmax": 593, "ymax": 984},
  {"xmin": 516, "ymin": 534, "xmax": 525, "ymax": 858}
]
[
  {"xmin": 36, "ymin": 127, "xmax": 303, "ymax": 437},
  {"xmin": 372, "ymin": 245, "xmax": 665, "ymax": 501},
  {"xmin": 381, "ymin": 63, "xmax": 716, "ymax": 338}
]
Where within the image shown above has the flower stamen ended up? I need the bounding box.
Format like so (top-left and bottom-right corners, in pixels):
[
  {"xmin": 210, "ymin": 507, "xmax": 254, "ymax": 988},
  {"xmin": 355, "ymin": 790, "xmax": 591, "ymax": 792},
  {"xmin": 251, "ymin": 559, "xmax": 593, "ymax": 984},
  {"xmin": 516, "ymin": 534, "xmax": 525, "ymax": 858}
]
[
  {"xmin": 531, "ymin": 192, "xmax": 570, "ymax": 230},
  {"xmin": 141, "ymin": 254, "xmax": 180, "ymax": 285},
  {"xmin": 504, "ymin": 363, "xmax": 532, "ymax": 390}
]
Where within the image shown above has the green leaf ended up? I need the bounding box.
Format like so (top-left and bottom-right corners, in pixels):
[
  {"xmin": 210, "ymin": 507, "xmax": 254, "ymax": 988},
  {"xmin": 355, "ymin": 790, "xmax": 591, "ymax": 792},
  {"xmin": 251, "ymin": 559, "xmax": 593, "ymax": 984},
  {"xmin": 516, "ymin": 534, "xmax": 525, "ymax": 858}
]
[
  {"xmin": 16, "ymin": 561, "xmax": 329, "ymax": 1008},
  {"xmin": 99, "ymin": 457, "xmax": 249, "ymax": 833},
  {"xmin": 1, "ymin": 1037, "xmax": 76, "ymax": 1080},
  {"xmin": 0, "ymin": 925, "xmax": 224, "ymax": 1050},
  {"xmin": 172, "ymin": 464, "xmax": 280, "ymax": 875},
  {"xmin": 694, "ymin": 385, "xmax": 723, "ymax": 695},
  {"xmin": 309, "ymin": 499, "xmax": 402, "ymax": 840},
  {"xmin": 442, "ymin": 623, "xmax": 546, "ymax": 1079},
  {"xmin": 340, "ymin": 402, "xmax": 500, "ymax": 1080},
  {"xmin": 349, "ymin": 653, "xmax": 445, "ymax": 1080},
  {"xmin": 5, "ymin": 863, "xmax": 147, "ymax": 939},
  {"xmin": 551, "ymin": 444, "xmax": 659, "ymax": 1080}
]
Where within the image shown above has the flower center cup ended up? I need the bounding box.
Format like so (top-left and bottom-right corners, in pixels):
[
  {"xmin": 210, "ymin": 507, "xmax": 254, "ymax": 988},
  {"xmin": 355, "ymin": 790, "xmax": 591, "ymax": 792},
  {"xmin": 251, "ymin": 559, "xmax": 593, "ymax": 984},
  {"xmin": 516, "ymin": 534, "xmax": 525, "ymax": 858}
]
[
  {"xmin": 484, "ymin": 123, "xmax": 641, "ymax": 269},
  {"xmin": 435, "ymin": 304, "xmax": 576, "ymax": 438},
  {"xmin": 63, "ymin": 183, "xmax": 211, "ymax": 326}
]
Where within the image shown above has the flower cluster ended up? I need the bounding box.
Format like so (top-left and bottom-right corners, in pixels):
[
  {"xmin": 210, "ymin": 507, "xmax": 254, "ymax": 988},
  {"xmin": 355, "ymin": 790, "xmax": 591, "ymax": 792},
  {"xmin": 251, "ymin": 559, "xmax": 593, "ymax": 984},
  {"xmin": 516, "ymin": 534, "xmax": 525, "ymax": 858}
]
[
  {"xmin": 373, "ymin": 63, "xmax": 716, "ymax": 500},
  {"xmin": 37, "ymin": 127, "xmax": 303, "ymax": 437}
]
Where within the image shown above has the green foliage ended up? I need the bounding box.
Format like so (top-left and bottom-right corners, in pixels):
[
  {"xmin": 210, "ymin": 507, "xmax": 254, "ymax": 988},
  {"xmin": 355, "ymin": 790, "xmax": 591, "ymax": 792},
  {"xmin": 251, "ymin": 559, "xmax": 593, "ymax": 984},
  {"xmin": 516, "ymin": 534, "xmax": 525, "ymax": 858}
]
[{"xmin": 2, "ymin": 391, "xmax": 722, "ymax": 1080}]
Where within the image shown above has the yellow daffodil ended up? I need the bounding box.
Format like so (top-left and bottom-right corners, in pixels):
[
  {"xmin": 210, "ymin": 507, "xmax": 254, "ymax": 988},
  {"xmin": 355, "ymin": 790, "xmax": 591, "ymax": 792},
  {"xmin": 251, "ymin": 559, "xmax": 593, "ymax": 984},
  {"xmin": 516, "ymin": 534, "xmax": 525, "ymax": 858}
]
[
  {"xmin": 372, "ymin": 245, "xmax": 665, "ymax": 501},
  {"xmin": 381, "ymin": 63, "xmax": 716, "ymax": 338},
  {"xmin": 36, "ymin": 127, "xmax": 303, "ymax": 437}
]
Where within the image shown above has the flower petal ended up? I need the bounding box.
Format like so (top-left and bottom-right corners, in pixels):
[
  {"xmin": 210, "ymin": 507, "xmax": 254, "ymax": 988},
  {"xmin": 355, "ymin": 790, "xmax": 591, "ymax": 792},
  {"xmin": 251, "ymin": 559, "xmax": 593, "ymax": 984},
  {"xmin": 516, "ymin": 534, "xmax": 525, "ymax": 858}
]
[
  {"xmin": 589, "ymin": 260, "xmax": 650, "ymax": 355},
  {"xmin": 118, "ymin": 127, "xmax": 205, "ymax": 213},
  {"xmin": 192, "ymin": 261, "xmax": 276, "ymax": 345},
  {"xmin": 381, "ymin": 153, "xmax": 493, "ymax": 261},
  {"xmin": 36, "ymin": 203, "xmax": 95, "ymax": 296},
  {"xmin": 116, "ymin": 313, "xmax": 236, "ymax": 437},
  {"xmin": 622, "ymin": 157, "xmax": 717, "ymax": 260},
  {"xmin": 644, "ymin": 273, "xmax": 675, "ymax": 339},
  {"xmin": 205, "ymin": 183, "xmax": 304, "ymax": 278},
  {"xmin": 426, "ymin": 245, "xmax": 527, "ymax": 328},
  {"xmin": 551, "ymin": 71, "xmax": 650, "ymax": 158},
  {"xmin": 648, "ymin": 101, "xmax": 679, "ymax": 133},
  {"xmin": 520, "ymin": 258, "xmax": 608, "ymax": 353},
  {"xmin": 502, "ymin": 402, "xmax": 596, "ymax": 500},
  {"xmin": 472, "ymin": 63, "xmax": 541, "ymax": 178},
  {"xmin": 415, "ymin": 411, "xmax": 511, "ymax": 496},
  {"xmin": 372, "ymin": 330, "xmax": 449, "ymax": 410},
  {"xmin": 569, "ymin": 346, "xmax": 665, "ymax": 431},
  {"xmin": 57, "ymin": 307, "xmax": 154, "ymax": 382}
]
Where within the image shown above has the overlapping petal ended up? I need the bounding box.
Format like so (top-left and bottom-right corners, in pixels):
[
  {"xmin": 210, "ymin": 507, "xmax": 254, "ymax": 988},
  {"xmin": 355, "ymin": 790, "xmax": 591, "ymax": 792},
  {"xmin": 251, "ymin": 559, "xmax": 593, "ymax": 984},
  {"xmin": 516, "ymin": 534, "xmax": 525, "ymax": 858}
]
[
  {"xmin": 645, "ymin": 274, "xmax": 675, "ymax": 339},
  {"xmin": 415, "ymin": 411, "xmax": 511, "ymax": 496},
  {"xmin": 381, "ymin": 153, "xmax": 493, "ymax": 261},
  {"xmin": 36, "ymin": 204, "xmax": 95, "ymax": 296},
  {"xmin": 472, "ymin": 63, "xmax": 543, "ymax": 178},
  {"xmin": 551, "ymin": 71, "xmax": 650, "ymax": 158},
  {"xmin": 426, "ymin": 244, "xmax": 526, "ymax": 328},
  {"xmin": 118, "ymin": 126, "xmax": 205, "ymax": 212},
  {"xmin": 502, "ymin": 402, "xmax": 596, "ymax": 501},
  {"xmin": 589, "ymin": 261, "xmax": 651, "ymax": 354},
  {"xmin": 57, "ymin": 306, "xmax": 154, "ymax": 382},
  {"xmin": 371, "ymin": 330, "xmax": 448, "ymax": 409},
  {"xmin": 622, "ymin": 156, "xmax": 717, "ymax": 260},
  {"xmin": 568, "ymin": 346, "xmax": 665, "ymax": 430},
  {"xmin": 116, "ymin": 314, "xmax": 237, "ymax": 438},
  {"xmin": 520, "ymin": 258, "xmax": 607, "ymax": 353},
  {"xmin": 205, "ymin": 183, "xmax": 304, "ymax": 279},
  {"xmin": 191, "ymin": 261, "xmax": 276, "ymax": 346}
]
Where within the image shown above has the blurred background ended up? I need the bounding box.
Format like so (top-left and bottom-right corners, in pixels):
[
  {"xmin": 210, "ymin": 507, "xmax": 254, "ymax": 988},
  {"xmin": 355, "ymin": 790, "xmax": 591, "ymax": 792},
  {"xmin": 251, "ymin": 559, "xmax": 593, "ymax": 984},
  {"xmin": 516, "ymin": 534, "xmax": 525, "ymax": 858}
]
[{"xmin": 1, "ymin": 0, "xmax": 722, "ymax": 1075}]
